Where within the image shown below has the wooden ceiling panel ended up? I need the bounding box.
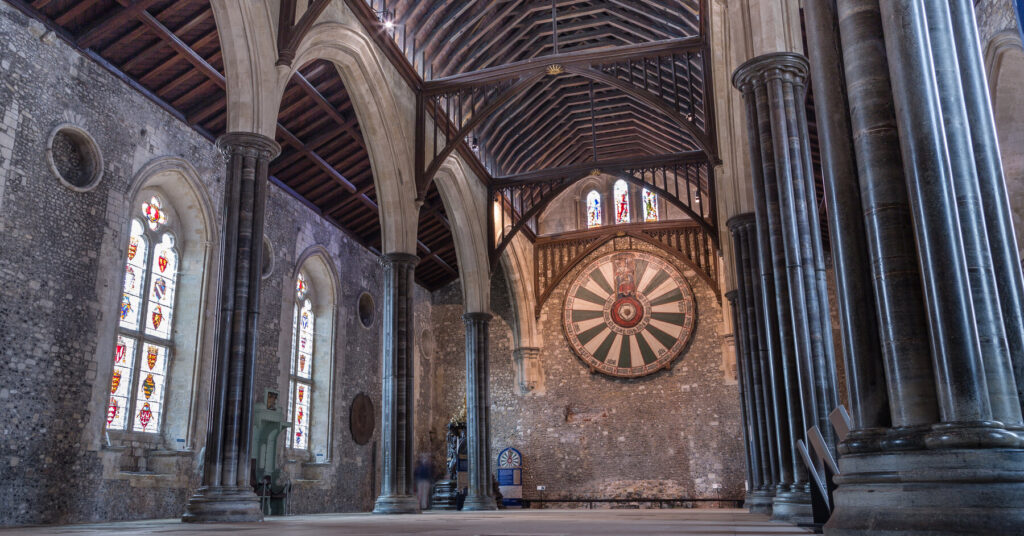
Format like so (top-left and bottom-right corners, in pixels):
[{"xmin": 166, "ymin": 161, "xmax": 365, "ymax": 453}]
[
  {"xmin": 389, "ymin": 0, "xmax": 701, "ymax": 80},
  {"xmin": 470, "ymin": 73, "xmax": 696, "ymax": 175}
]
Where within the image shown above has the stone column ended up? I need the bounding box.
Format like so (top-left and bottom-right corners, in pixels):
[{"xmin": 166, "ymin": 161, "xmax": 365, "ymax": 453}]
[
  {"xmin": 462, "ymin": 312, "xmax": 497, "ymax": 511},
  {"xmin": 803, "ymin": 0, "xmax": 889, "ymax": 434},
  {"xmin": 948, "ymin": 0, "xmax": 1024, "ymax": 410},
  {"xmin": 374, "ymin": 253, "xmax": 420, "ymax": 514},
  {"xmin": 835, "ymin": 0, "xmax": 937, "ymax": 443},
  {"xmin": 804, "ymin": 1, "xmax": 1024, "ymax": 533},
  {"xmin": 881, "ymin": 0, "xmax": 1012, "ymax": 439},
  {"xmin": 183, "ymin": 132, "xmax": 280, "ymax": 523},
  {"xmin": 728, "ymin": 215, "xmax": 774, "ymax": 515},
  {"xmin": 735, "ymin": 55, "xmax": 838, "ymax": 525},
  {"xmin": 725, "ymin": 291, "xmax": 758, "ymax": 506},
  {"xmin": 923, "ymin": 0, "xmax": 1022, "ymax": 428}
]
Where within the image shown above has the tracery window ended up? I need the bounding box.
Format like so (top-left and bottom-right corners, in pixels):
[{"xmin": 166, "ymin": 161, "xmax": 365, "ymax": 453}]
[
  {"xmin": 614, "ymin": 180, "xmax": 630, "ymax": 224},
  {"xmin": 108, "ymin": 196, "xmax": 179, "ymax": 433},
  {"xmin": 642, "ymin": 189, "xmax": 659, "ymax": 222},
  {"xmin": 288, "ymin": 273, "xmax": 315, "ymax": 449},
  {"xmin": 586, "ymin": 190, "xmax": 602, "ymax": 228}
]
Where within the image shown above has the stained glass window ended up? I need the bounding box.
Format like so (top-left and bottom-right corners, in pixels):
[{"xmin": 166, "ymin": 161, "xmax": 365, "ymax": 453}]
[
  {"xmin": 142, "ymin": 196, "xmax": 167, "ymax": 231},
  {"xmin": 614, "ymin": 180, "xmax": 630, "ymax": 224},
  {"xmin": 106, "ymin": 196, "xmax": 179, "ymax": 433},
  {"xmin": 642, "ymin": 189, "xmax": 659, "ymax": 222},
  {"xmin": 288, "ymin": 274, "xmax": 314, "ymax": 449},
  {"xmin": 586, "ymin": 190, "xmax": 602, "ymax": 228}
]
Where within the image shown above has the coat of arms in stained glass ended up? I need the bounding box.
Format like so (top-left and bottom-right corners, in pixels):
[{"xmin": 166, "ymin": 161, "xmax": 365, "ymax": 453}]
[
  {"xmin": 142, "ymin": 196, "xmax": 167, "ymax": 231},
  {"xmin": 288, "ymin": 274, "xmax": 315, "ymax": 449},
  {"xmin": 106, "ymin": 207, "xmax": 180, "ymax": 434},
  {"xmin": 586, "ymin": 190, "xmax": 602, "ymax": 228},
  {"xmin": 642, "ymin": 189, "xmax": 659, "ymax": 222},
  {"xmin": 614, "ymin": 180, "xmax": 630, "ymax": 224}
]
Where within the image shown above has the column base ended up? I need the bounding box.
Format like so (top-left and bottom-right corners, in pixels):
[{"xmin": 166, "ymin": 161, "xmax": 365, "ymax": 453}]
[
  {"xmin": 430, "ymin": 480, "xmax": 459, "ymax": 510},
  {"xmin": 745, "ymin": 489, "xmax": 775, "ymax": 515},
  {"xmin": 826, "ymin": 448, "xmax": 1024, "ymax": 535},
  {"xmin": 373, "ymin": 494, "xmax": 421, "ymax": 514},
  {"xmin": 771, "ymin": 487, "xmax": 812, "ymax": 525},
  {"xmin": 462, "ymin": 494, "xmax": 498, "ymax": 511},
  {"xmin": 181, "ymin": 486, "xmax": 264, "ymax": 523}
]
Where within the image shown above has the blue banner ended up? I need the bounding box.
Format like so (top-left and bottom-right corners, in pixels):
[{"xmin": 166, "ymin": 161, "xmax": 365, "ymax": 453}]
[{"xmin": 497, "ymin": 468, "xmax": 520, "ymax": 486}]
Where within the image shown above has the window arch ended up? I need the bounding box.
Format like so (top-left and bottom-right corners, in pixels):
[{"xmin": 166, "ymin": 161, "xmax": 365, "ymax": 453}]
[
  {"xmin": 642, "ymin": 188, "xmax": 659, "ymax": 222},
  {"xmin": 288, "ymin": 272, "xmax": 315, "ymax": 449},
  {"xmin": 614, "ymin": 180, "xmax": 630, "ymax": 224},
  {"xmin": 108, "ymin": 196, "xmax": 180, "ymax": 433},
  {"xmin": 282, "ymin": 252, "xmax": 337, "ymax": 462},
  {"xmin": 586, "ymin": 190, "xmax": 602, "ymax": 228}
]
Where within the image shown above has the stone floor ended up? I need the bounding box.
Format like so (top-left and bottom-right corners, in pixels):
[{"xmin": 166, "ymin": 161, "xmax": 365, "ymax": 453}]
[{"xmin": 0, "ymin": 509, "xmax": 810, "ymax": 535}]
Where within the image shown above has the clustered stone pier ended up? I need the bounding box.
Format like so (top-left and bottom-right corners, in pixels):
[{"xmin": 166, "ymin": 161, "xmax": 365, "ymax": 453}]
[
  {"xmin": 183, "ymin": 133, "xmax": 281, "ymax": 523},
  {"xmin": 730, "ymin": 1, "xmax": 1024, "ymax": 534}
]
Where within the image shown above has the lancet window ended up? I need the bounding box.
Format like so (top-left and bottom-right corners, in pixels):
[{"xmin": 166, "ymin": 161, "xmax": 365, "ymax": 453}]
[
  {"xmin": 288, "ymin": 273, "xmax": 315, "ymax": 449},
  {"xmin": 642, "ymin": 189, "xmax": 659, "ymax": 222},
  {"xmin": 586, "ymin": 190, "xmax": 602, "ymax": 228},
  {"xmin": 108, "ymin": 196, "xmax": 179, "ymax": 433},
  {"xmin": 614, "ymin": 180, "xmax": 630, "ymax": 224}
]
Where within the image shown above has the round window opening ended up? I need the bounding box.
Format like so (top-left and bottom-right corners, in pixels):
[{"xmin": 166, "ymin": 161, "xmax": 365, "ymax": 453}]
[
  {"xmin": 47, "ymin": 125, "xmax": 103, "ymax": 191},
  {"xmin": 358, "ymin": 292, "xmax": 375, "ymax": 328}
]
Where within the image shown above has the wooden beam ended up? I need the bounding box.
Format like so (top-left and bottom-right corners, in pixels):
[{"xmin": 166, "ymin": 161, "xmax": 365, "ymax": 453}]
[
  {"xmin": 493, "ymin": 151, "xmax": 705, "ymax": 184},
  {"xmin": 277, "ymin": 125, "xmax": 357, "ymax": 193},
  {"xmin": 77, "ymin": 0, "xmax": 161, "ymax": 47},
  {"xmin": 564, "ymin": 64, "xmax": 713, "ymax": 158},
  {"xmin": 425, "ymin": 36, "xmax": 702, "ymax": 93},
  {"xmin": 419, "ymin": 72, "xmax": 544, "ymax": 195},
  {"xmin": 136, "ymin": 10, "xmax": 225, "ymax": 87}
]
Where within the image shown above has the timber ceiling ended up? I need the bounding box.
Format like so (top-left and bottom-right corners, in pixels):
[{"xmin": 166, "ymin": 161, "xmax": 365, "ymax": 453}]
[
  {"xmin": 376, "ymin": 0, "xmax": 710, "ymax": 177},
  {"xmin": 395, "ymin": 0, "xmax": 701, "ymax": 79},
  {"xmin": 11, "ymin": 0, "xmax": 458, "ymax": 290},
  {"xmin": 11, "ymin": 0, "xmax": 716, "ymax": 290}
]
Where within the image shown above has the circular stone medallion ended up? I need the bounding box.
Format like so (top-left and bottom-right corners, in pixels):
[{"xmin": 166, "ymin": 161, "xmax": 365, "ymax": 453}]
[
  {"xmin": 563, "ymin": 250, "xmax": 696, "ymax": 378},
  {"xmin": 349, "ymin": 393, "xmax": 375, "ymax": 445}
]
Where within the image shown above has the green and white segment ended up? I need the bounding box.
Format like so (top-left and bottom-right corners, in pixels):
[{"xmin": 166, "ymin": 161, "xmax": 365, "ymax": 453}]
[{"xmin": 563, "ymin": 250, "xmax": 696, "ymax": 378}]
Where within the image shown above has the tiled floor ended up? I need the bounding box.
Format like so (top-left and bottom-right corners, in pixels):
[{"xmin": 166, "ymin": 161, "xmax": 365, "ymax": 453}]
[{"xmin": 0, "ymin": 509, "xmax": 811, "ymax": 535}]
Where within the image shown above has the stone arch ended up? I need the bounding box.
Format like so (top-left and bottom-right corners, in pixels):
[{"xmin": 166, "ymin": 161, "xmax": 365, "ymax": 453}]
[
  {"xmin": 500, "ymin": 232, "xmax": 544, "ymax": 395},
  {"xmin": 86, "ymin": 157, "xmax": 219, "ymax": 458},
  {"xmin": 499, "ymin": 232, "xmax": 541, "ymax": 348},
  {"xmin": 209, "ymin": 0, "xmax": 280, "ymax": 136},
  {"xmin": 985, "ymin": 30, "xmax": 1024, "ymax": 259},
  {"xmin": 435, "ymin": 156, "xmax": 491, "ymax": 313},
  {"xmin": 287, "ymin": 23, "xmax": 419, "ymax": 255},
  {"xmin": 284, "ymin": 245, "xmax": 339, "ymax": 461}
]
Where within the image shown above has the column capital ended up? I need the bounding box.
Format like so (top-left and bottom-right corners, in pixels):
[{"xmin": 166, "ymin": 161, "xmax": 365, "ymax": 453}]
[
  {"xmin": 512, "ymin": 346, "xmax": 541, "ymax": 359},
  {"xmin": 463, "ymin": 312, "xmax": 493, "ymax": 324},
  {"xmin": 216, "ymin": 132, "xmax": 281, "ymax": 160},
  {"xmin": 732, "ymin": 52, "xmax": 810, "ymax": 92},
  {"xmin": 726, "ymin": 212, "xmax": 757, "ymax": 232},
  {"xmin": 380, "ymin": 252, "xmax": 420, "ymax": 268}
]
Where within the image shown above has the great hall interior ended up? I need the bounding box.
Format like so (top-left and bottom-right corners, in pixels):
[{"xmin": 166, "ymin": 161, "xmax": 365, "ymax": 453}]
[{"xmin": 0, "ymin": 1, "xmax": 1023, "ymax": 535}]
